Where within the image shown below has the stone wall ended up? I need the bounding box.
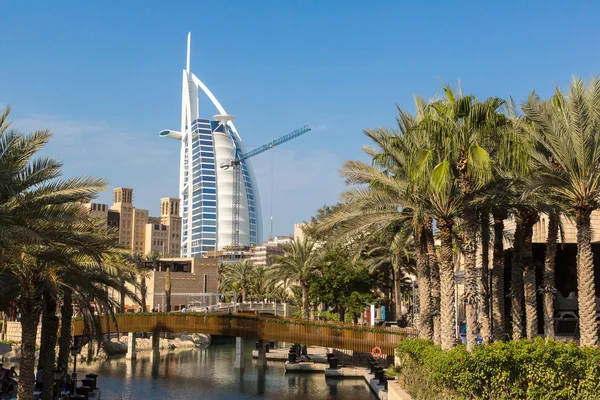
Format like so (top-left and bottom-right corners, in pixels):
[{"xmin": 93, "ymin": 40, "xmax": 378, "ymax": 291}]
[{"xmin": 4, "ymin": 321, "xmax": 42, "ymax": 344}]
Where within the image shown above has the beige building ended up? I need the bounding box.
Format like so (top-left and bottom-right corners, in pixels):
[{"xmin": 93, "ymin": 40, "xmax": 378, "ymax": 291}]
[
  {"xmin": 118, "ymin": 257, "xmax": 219, "ymax": 312},
  {"xmin": 160, "ymin": 197, "xmax": 182, "ymax": 257},
  {"xmin": 293, "ymin": 223, "xmax": 306, "ymax": 243},
  {"xmin": 248, "ymin": 236, "xmax": 293, "ymax": 266},
  {"xmin": 84, "ymin": 188, "xmax": 182, "ymax": 257}
]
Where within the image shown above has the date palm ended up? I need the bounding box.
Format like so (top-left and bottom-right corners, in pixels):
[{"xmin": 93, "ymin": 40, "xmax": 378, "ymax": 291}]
[
  {"xmin": 522, "ymin": 77, "xmax": 600, "ymax": 347},
  {"xmin": 417, "ymin": 85, "xmax": 509, "ymax": 351},
  {"xmin": 270, "ymin": 238, "xmax": 321, "ymax": 319},
  {"xmin": 0, "ymin": 106, "xmax": 109, "ymax": 400},
  {"xmin": 220, "ymin": 260, "xmax": 254, "ymax": 302}
]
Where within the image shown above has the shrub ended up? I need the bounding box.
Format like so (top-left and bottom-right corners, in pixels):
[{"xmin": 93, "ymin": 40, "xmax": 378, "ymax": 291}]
[{"xmin": 395, "ymin": 338, "xmax": 600, "ymax": 400}]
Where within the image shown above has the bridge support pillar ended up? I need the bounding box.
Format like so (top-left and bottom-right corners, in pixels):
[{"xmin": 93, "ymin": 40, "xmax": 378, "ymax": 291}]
[
  {"xmin": 126, "ymin": 332, "xmax": 136, "ymax": 360},
  {"xmin": 152, "ymin": 332, "xmax": 160, "ymax": 352},
  {"xmin": 235, "ymin": 337, "xmax": 244, "ymax": 369},
  {"xmin": 256, "ymin": 339, "xmax": 267, "ymax": 367}
]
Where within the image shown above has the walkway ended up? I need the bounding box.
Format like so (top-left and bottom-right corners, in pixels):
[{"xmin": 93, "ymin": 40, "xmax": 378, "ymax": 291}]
[{"xmin": 72, "ymin": 313, "xmax": 416, "ymax": 354}]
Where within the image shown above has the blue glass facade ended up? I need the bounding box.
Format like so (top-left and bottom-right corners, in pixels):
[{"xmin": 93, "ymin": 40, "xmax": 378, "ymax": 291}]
[{"xmin": 181, "ymin": 118, "xmax": 259, "ymax": 257}]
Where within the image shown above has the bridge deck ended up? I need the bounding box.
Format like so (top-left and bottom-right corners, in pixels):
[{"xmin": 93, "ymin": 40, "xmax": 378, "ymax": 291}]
[{"xmin": 72, "ymin": 313, "xmax": 416, "ymax": 354}]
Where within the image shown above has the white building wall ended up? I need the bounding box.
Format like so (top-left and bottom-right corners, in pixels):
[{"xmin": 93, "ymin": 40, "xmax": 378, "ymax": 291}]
[{"xmin": 213, "ymin": 132, "xmax": 251, "ymax": 248}]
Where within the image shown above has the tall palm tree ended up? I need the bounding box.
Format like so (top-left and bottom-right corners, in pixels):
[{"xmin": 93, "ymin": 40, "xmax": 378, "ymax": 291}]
[
  {"xmin": 140, "ymin": 251, "xmax": 161, "ymax": 311},
  {"xmin": 543, "ymin": 209, "xmax": 560, "ymax": 339},
  {"xmin": 0, "ymin": 106, "xmax": 108, "ymax": 400},
  {"xmin": 522, "ymin": 77, "xmax": 600, "ymax": 347},
  {"xmin": 417, "ymin": 85, "xmax": 509, "ymax": 351},
  {"xmin": 270, "ymin": 238, "xmax": 321, "ymax": 319}
]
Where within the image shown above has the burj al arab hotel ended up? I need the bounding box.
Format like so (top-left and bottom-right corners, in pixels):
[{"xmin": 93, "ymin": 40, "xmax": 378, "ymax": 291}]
[{"xmin": 159, "ymin": 33, "xmax": 262, "ymax": 258}]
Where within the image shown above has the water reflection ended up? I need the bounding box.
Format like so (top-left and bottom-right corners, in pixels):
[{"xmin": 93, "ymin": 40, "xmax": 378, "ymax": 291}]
[{"xmin": 77, "ymin": 340, "xmax": 376, "ymax": 400}]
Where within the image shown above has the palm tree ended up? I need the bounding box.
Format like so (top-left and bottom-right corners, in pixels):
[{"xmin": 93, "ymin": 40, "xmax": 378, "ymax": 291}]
[
  {"xmin": 165, "ymin": 267, "xmax": 172, "ymax": 312},
  {"xmin": 140, "ymin": 251, "xmax": 161, "ymax": 311},
  {"xmin": 543, "ymin": 209, "xmax": 560, "ymax": 339},
  {"xmin": 417, "ymin": 85, "xmax": 509, "ymax": 351},
  {"xmin": 220, "ymin": 260, "xmax": 254, "ymax": 302},
  {"xmin": 270, "ymin": 238, "xmax": 321, "ymax": 319},
  {"xmin": 522, "ymin": 77, "xmax": 600, "ymax": 347},
  {"xmin": 0, "ymin": 106, "xmax": 109, "ymax": 400},
  {"xmin": 355, "ymin": 226, "xmax": 415, "ymax": 321}
]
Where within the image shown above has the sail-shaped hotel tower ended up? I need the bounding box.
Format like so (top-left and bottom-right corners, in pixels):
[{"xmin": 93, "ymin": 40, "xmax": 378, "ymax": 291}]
[{"xmin": 159, "ymin": 33, "xmax": 262, "ymax": 258}]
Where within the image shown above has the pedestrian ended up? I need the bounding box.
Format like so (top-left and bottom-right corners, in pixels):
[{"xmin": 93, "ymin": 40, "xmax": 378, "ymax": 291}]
[{"xmin": 35, "ymin": 366, "xmax": 43, "ymax": 391}]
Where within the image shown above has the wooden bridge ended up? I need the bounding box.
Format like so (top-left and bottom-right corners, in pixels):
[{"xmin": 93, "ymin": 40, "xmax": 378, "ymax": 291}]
[{"xmin": 72, "ymin": 313, "xmax": 416, "ymax": 354}]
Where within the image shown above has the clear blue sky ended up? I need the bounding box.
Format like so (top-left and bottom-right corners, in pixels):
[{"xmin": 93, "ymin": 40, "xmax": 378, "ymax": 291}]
[{"xmin": 2, "ymin": 1, "xmax": 599, "ymax": 240}]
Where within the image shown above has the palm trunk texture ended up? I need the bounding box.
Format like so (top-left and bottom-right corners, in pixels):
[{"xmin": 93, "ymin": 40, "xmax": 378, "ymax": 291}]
[
  {"xmin": 479, "ymin": 211, "xmax": 492, "ymax": 343},
  {"xmin": 165, "ymin": 267, "xmax": 172, "ymax": 312},
  {"xmin": 119, "ymin": 278, "xmax": 126, "ymax": 314},
  {"xmin": 426, "ymin": 221, "xmax": 441, "ymax": 346},
  {"xmin": 575, "ymin": 209, "xmax": 598, "ymax": 347},
  {"xmin": 438, "ymin": 218, "xmax": 456, "ymax": 350},
  {"xmin": 18, "ymin": 283, "xmax": 43, "ymax": 400},
  {"xmin": 301, "ymin": 284, "xmax": 309, "ymax": 319},
  {"xmin": 41, "ymin": 293, "xmax": 59, "ymax": 400},
  {"xmin": 492, "ymin": 212, "xmax": 506, "ymax": 341},
  {"xmin": 416, "ymin": 225, "xmax": 433, "ymax": 340},
  {"xmin": 57, "ymin": 289, "xmax": 73, "ymax": 370},
  {"xmin": 141, "ymin": 276, "xmax": 147, "ymax": 312},
  {"xmin": 511, "ymin": 220, "xmax": 525, "ymax": 340},
  {"xmin": 462, "ymin": 207, "xmax": 479, "ymax": 352},
  {"xmin": 393, "ymin": 266, "xmax": 402, "ymax": 320},
  {"xmin": 543, "ymin": 212, "xmax": 559, "ymax": 340},
  {"xmin": 522, "ymin": 211, "xmax": 539, "ymax": 339}
]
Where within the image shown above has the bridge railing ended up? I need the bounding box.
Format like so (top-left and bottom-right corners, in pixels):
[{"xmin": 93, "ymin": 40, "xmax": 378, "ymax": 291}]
[{"xmin": 72, "ymin": 313, "xmax": 417, "ymax": 354}]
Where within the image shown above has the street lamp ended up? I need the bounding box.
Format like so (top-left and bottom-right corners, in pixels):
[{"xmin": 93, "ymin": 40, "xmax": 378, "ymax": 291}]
[
  {"xmin": 70, "ymin": 340, "xmax": 82, "ymax": 393},
  {"xmin": 53, "ymin": 366, "xmax": 63, "ymax": 400}
]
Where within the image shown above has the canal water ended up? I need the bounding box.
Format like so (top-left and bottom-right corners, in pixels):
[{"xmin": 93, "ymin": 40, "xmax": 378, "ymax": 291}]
[{"xmin": 76, "ymin": 339, "xmax": 377, "ymax": 400}]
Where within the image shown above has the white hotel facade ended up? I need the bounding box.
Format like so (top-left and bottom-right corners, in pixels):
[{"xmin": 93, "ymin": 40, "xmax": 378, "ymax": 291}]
[{"xmin": 159, "ymin": 33, "xmax": 262, "ymax": 257}]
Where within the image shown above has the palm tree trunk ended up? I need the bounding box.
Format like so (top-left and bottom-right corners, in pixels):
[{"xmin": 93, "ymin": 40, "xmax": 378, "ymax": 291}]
[
  {"xmin": 575, "ymin": 209, "xmax": 598, "ymax": 347},
  {"xmin": 119, "ymin": 278, "xmax": 126, "ymax": 313},
  {"xmin": 140, "ymin": 276, "xmax": 147, "ymax": 312},
  {"xmin": 426, "ymin": 220, "xmax": 441, "ymax": 346},
  {"xmin": 41, "ymin": 292, "xmax": 59, "ymax": 400},
  {"xmin": 511, "ymin": 219, "xmax": 525, "ymax": 340},
  {"xmin": 492, "ymin": 211, "xmax": 506, "ymax": 341},
  {"xmin": 57, "ymin": 288, "xmax": 73, "ymax": 370},
  {"xmin": 543, "ymin": 211, "xmax": 559, "ymax": 340},
  {"xmin": 438, "ymin": 218, "xmax": 456, "ymax": 351},
  {"xmin": 479, "ymin": 210, "xmax": 492, "ymax": 343},
  {"xmin": 18, "ymin": 282, "xmax": 43, "ymax": 400},
  {"xmin": 462, "ymin": 205, "xmax": 479, "ymax": 352},
  {"xmin": 165, "ymin": 267, "xmax": 172, "ymax": 312},
  {"xmin": 416, "ymin": 224, "xmax": 433, "ymax": 340},
  {"xmin": 393, "ymin": 266, "xmax": 402, "ymax": 321},
  {"xmin": 301, "ymin": 283, "xmax": 309, "ymax": 319},
  {"xmin": 522, "ymin": 210, "xmax": 539, "ymax": 339}
]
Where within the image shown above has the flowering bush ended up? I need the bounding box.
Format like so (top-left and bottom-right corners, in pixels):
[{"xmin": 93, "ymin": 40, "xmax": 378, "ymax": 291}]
[{"xmin": 395, "ymin": 338, "xmax": 600, "ymax": 400}]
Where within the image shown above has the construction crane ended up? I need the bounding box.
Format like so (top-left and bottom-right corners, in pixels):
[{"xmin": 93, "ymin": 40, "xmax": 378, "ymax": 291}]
[{"xmin": 217, "ymin": 115, "xmax": 311, "ymax": 258}]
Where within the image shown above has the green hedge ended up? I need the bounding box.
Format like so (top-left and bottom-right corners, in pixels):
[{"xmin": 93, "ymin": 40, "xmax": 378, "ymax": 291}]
[{"xmin": 395, "ymin": 338, "xmax": 600, "ymax": 400}]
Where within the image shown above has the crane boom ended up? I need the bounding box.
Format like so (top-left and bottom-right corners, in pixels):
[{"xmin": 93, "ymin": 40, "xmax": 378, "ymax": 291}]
[
  {"xmin": 221, "ymin": 125, "xmax": 312, "ymax": 258},
  {"xmin": 237, "ymin": 125, "xmax": 311, "ymax": 162}
]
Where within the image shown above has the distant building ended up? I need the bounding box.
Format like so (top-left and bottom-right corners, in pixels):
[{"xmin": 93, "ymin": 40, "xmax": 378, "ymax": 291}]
[
  {"xmin": 293, "ymin": 223, "xmax": 306, "ymax": 243},
  {"xmin": 84, "ymin": 188, "xmax": 182, "ymax": 257},
  {"xmin": 119, "ymin": 257, "xmax": 219, "ymax": 312},
  {"xmin": 248, "ymin": 236, "xmax": 293, "ymax": 267}
]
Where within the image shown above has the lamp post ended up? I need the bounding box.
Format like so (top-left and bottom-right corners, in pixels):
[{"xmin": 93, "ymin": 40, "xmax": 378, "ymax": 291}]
[
  {"xmin": 70, "ymin": 341, "xmax": 82, "ymax": 394},
  {"xmin": 53, "ymin": 366, "xmax": 63, "ymax": 400}
]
